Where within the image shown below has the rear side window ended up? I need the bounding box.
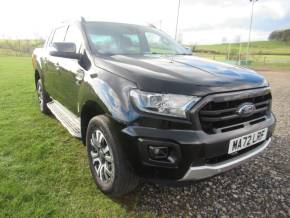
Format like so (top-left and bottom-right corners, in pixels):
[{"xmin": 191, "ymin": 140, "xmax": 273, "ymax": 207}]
[{"xmin": 50, "ymin": 26, "xmax": 67, "ymax": 46}]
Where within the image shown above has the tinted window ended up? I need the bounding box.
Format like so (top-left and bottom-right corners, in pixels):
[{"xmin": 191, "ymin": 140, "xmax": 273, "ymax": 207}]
[
  {"xmin": 65, "ymin": 24, "xmax": 83, "ymax": 53},
  {"xmin": 50, "ymin": 26, "xmax": 67, "ymax": 45}
]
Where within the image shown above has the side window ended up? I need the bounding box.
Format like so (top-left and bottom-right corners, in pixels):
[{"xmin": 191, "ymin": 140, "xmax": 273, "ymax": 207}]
[
  {"xmin": 50, "ymin": 26, "xmax": 67, "ymax": 46},
  {"xmin": 65, "ymin": 25, "xmax": 83, "ymax": 53}
]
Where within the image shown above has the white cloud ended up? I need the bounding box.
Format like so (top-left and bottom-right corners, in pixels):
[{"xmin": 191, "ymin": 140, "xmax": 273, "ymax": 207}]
[
  {"xmin": 178, "ymin": 0, "xmax": 290, "ymax": 44},
  {"xmin": 0, "ymin": 0, "xmax": 289, "ymax": 44}
]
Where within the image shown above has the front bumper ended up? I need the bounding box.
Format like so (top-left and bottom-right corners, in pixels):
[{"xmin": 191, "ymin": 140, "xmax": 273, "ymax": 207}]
[
  {"xmin": 121, "ymin": 113, "xmax": 276, "ymax": 181},
  {"xmin": 180, "ymin": 138, "xmax": 271, "ymax": 181}
]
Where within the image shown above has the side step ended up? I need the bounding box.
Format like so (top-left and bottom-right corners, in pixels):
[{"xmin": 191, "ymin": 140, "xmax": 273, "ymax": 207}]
[{"xmin": 47, "ymin": 100, "xmax": 81, "ymax": 138}]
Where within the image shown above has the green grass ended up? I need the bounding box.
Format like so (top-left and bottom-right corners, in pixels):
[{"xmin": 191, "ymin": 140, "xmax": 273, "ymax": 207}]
[
  {"xmin": 194, "ymin": 41, "xmax": 290, "ymax": 70},
  {"xmin": 0, "ymin": 57, "xmax": 151, "ymax": 218},
  {"xmin": 197, "ymin": 53, "xmax": 290, "ymax": 70},
  {"xmin": 195, "ymin": 41, "xmax": 290, "ymax": 55}
]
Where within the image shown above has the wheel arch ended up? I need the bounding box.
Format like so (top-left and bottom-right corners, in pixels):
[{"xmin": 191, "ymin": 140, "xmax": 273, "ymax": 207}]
[
  {"xmin": 78, "ymin": 73, "xmax": 140, "ymax": 145},
  {"xmin": 35, "ymin": 70, "xmax": 41, "ymax": 88},
  {"xmin": 80, "ymin": 100, "xmax": 106, "ymax": 145},
  {"xmin": 34, "ymin": 67, "xmax": 44, "ymax": 89}
]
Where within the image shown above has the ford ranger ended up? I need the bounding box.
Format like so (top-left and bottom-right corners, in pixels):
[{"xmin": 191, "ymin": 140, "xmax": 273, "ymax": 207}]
[{"xmin": 32, "ymin": 17, "xmax": 276, "ymax": 197}]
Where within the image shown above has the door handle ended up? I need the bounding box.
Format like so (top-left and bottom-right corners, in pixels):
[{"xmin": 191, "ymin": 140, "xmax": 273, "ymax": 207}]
[{"xmin": 75, "ymin": 69, "xmax": 85, "ymax": 82}]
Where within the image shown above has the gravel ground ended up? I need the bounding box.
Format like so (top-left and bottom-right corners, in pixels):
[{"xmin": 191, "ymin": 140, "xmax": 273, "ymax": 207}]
[{"xmin": 134, "ymin": 70, "xmax": 290, "ymax": 217}]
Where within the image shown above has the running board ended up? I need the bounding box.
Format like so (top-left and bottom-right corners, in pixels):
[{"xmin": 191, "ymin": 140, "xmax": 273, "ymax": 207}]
[{"xmin": 47, "ymin": 100, "xmax": 81, "ymax": 138}]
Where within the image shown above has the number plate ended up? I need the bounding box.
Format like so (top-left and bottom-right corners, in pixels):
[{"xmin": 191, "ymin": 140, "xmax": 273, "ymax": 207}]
[{"xmin": 228, "ymin": 128, "xmax": 268, "ymax": 154}]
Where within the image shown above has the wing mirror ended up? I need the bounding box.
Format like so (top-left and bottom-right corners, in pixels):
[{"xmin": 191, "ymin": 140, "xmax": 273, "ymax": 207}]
[{"xmin": 49, "ymin": 42, "xmax": 80, "ymax": 59}]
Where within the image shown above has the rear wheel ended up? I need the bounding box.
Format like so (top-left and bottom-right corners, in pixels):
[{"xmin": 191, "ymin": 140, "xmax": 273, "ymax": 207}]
[
  {"xmin": 36, "ymin": 79, "xmax": 50, "ymax": 114},
  {"xmin": 86, "ymin": 115, "xmax": 139, "ymax": 197}
]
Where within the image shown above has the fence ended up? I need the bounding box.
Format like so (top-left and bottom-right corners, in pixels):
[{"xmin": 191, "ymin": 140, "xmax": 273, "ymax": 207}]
[{"xmin": 197, "ymin": 53, "xmax": 290, "ymax": 68}]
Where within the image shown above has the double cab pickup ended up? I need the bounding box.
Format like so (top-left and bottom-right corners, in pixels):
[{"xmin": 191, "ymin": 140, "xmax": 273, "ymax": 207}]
[{"xmin": 32, "ymin": 17, "xmax": 276, "ymax": 197}]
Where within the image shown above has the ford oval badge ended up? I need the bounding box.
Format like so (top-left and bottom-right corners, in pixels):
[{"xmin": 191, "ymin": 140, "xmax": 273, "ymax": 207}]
[{"xmin": 236, "ymin": 102, "xmax": 256, "ymax": 117}]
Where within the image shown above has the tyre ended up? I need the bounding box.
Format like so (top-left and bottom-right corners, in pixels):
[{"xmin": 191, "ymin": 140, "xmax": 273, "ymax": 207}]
[
  {"xmin": 36, "ymin": 79, "xmax": 50, "ymax": 114},
  {"xmin": 86, "ymin": 115, "xmax": 139, "ymax": 197}
]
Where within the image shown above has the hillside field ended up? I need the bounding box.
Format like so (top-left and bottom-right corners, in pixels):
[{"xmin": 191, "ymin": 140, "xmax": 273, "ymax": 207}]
[
  {"xmin": 0, "ymin": 39, "xmax": 289, "ymax": 70},
  {"xmin": 194, "ymin": 41, "xmax": 290, "ymax": 55},
  {"xmin": 194, "ymin": 41, "xmax": 290, "ymax": 70}
]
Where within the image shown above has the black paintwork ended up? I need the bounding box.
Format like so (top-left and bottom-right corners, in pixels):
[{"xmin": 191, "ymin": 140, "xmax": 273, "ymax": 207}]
[
  {"xmin": 94, "ymin": 54, "xmax": 268, "ymax": 96},
  {"xmin": 32, "ymin": 20, "xmax": 276, "ymax": 181}
]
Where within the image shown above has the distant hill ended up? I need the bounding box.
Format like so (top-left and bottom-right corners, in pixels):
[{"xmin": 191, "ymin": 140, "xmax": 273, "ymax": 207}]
[{"xmin": 269, "ymin": 29, "xmax": 290, "ymax": 42}]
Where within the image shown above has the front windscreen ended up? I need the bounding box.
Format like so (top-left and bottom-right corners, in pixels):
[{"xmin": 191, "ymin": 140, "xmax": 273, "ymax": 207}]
[{"xmin": 85, "ymin": 22, "xmax": 188, "ymax": 55}]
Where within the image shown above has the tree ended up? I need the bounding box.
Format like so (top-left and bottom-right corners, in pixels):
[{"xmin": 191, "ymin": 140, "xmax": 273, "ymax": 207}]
[{"xmin": 269, "ymin": 29, "xmax": 290, "ymax": 42}]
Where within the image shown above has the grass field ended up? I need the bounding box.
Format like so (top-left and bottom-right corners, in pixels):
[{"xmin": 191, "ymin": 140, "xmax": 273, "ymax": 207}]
[
  {"xmin": 194, "ymin": 41, "xmax": 290, "ymax": 70},
  {"xmin": 0, "ymin": 39, "xmax": 289, "ymax": 70},
  {"xmin": 195, "ymin": 41, "xmax": 290, "ymax": 55},
  {"xmin": 197, "ymin": 53, "xmax": 290, "ymax": 70},
  {"xmin": 0, "ymin": 57, "xmax": 151, "ymax": 218}
]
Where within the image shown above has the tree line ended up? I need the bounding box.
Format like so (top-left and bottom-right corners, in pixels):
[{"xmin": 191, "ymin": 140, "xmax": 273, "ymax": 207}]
[
  {"xmin": 0, "ymin": 39, "xmax": 44, "ymax": 55},
  {"xmin": 269, "ymin": 29, "xmax": 290, "ymax": 42}
]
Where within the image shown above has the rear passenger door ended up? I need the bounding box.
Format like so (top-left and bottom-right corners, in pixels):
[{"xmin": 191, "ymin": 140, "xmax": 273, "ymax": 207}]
[{"xmin": 44, "ymin": 25, "xmax": 68, "ymax": 100}]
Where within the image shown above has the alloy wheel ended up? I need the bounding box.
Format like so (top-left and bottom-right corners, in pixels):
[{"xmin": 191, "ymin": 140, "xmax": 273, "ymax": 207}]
[
  {"xmin": 37, "ymin": 82, "xmax": 44, "ymax": 110},
  {"xmin": 90, "ymin": 129, "xmax": 115, "ymax": 184}
]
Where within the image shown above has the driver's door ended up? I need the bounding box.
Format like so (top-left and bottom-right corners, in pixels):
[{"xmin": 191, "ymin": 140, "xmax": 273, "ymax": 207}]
[{"xmin": 56, "ymin": 24, "xmax": 85, "ymax": 115}]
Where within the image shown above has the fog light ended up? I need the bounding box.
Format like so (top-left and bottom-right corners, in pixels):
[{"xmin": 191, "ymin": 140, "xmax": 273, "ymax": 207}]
[
  {"xmin": 138, "ymin": 138, "xmax": 181, "ymax": 167},
  {"xmin": 148, "ymin": 146, "xmax": 169, "ymax": 160}
]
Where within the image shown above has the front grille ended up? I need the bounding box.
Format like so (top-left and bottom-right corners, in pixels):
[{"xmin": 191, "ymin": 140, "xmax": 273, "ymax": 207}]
[{"xmin": 199, "ymin": 92, "xmax": 271, "ymax": 134}]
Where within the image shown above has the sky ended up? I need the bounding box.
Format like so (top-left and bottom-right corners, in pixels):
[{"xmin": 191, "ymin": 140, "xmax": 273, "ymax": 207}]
[{"xmin": 0, "ymin": 0, "xmax": 290, "ymax": 44}]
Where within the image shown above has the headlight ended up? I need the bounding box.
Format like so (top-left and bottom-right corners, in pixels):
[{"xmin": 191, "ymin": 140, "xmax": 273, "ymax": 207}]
[{"xmin": 130, "ymin": 89, "xmax": 200, "ymax": 118}]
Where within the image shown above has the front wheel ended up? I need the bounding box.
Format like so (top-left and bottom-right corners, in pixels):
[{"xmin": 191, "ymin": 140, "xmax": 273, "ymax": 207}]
[{"xmin": 86, "ymin": 115, "xmax": 139, "ymax": 197}]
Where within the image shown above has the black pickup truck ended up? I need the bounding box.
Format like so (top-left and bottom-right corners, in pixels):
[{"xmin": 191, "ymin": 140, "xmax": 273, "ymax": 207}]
[{"xmin": 32, "ymin": 17, "xmax": 276, "ymax": 197}]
